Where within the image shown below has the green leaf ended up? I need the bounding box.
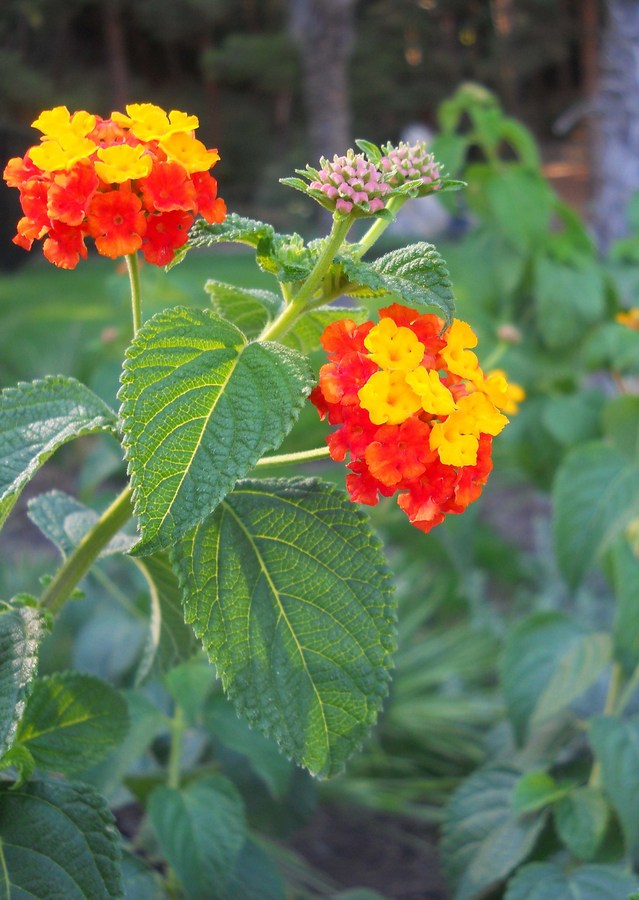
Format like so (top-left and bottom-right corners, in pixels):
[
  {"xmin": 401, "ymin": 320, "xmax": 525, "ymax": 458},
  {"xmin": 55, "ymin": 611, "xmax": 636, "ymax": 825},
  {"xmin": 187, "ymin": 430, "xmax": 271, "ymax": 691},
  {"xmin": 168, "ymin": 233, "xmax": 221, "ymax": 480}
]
[
  {"xmin": 188, "ymin": 213, "xmax": 274, "ymax": 249},
  {"xmin": 589, "ymin": 715, "xmax": 639, "ymax": 862},
  {"xmin": 485, "ymin": 168, "xmax": 553, "ymax": 253},
  {"xmin": 603, "ymin": 396, "xmax": 639, "ymax": 463},
  {"xmin": 0, "ymin": 604, "xmax": 48, "ymax": 757},
  {"xmin": 16, "ymin": 671, "xmax": 129, "ymax": 775},
  {"xmin": 554, "ymin": 787, "xmax": 610, "ymax": 861},
  {"xmin": 610, "ymin": 539, "xmax": 639, "ymax": 673},
  {"xmin": 148, "ymin": 774, "xmax": 246, "ymax": 900},
  {"xmin": 355, "ymin": 139, "xmax": 382, "ymax": 165},
  {"xmin": 441, "ymin": 766, "xmax": 546, "ymax": 900},
  {"xmin": 534, "ymin": 255, "xmax": 606, "ymax": 349},
  {"xmin": 132, "ymin": 553, "xmax": 200, "ymax": 676},
  {"xmin": 223, "ymin": 837, "xmax": 285, "ymax": 900},
  {"xmin": 0, "ymin": 376, "xmax": 119, "ymax": 530},
  {"xmin": 164, "ymin": 657, "xmax": 214, "ymax": 725},
  {"xmin": 28, "ymin": 489, "xmax": 135, "ymax": 558},
  {"xmin": 204, "ymin": 693, "xmax": 293, "ymax": 798},
  {"xmin": 501, "ymin": 611, "xmax": 611, "ymax": 744},
  {"xmin": 121, "ymin": 850, "xmax": 165, "ymax": 899},
  {"xmin": 205, "ymin": 280, "xmax": 283, "ymax": 338},
  {"xmin": 553, "ymin": 442, "xmax": 639, "ymax": 587},
  {"xmin": 513, "ymin": 770, "xmax": 570, "ymax": 814},
  {"xmin": 340, "ymin": 243, "xmax": 455, "ymax": 324},
  {"xmin": 256, "ymin": 232, "xmax": 314, "ymax": 282},
  {"xmin": 119, "ymin": 306, "xmax": 313, "ymax": 555},
  {"xmin": 172, "ymin": 477, "xmax": 395, "ymax": 777},
  {"xmin": 0, "ymin": 777, "xmax": 122, "ymax": 898},
  {"xmin": 283, "ymin": 304, "xmax": 366, "ymax": 356},
  {"xmin": 541, "ymin": 391, "xmax": 604, "ymax": 448},
  {"xmin": 583, "ymin": 322, "xmax": 639, "ymax": 374},
  {"xmin": 0, "ymin": 744, "xmax": 35, "ymax": 786},
  {"xmin": 505, "ymin": 862, "xmax": 638, "ymax": 900}
]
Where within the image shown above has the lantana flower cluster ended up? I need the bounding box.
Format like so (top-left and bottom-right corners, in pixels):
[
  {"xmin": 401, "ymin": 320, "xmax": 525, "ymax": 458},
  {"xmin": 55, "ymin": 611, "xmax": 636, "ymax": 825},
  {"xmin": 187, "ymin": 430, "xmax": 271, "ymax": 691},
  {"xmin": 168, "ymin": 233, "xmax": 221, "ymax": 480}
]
[
  {"xmin": 379, "ymin": 141, "xmax": 441, "ymax": 189},
  {"xmin": 311, "ymin": 303, "xmax": 524, "ymax": 533},
  {"xmin": 306, "ymin": 149, "xmax": 392, "ymax": 216},
  {"xmin": 3, "ymin": 103, "xmax": 226, "ymax": 269}
]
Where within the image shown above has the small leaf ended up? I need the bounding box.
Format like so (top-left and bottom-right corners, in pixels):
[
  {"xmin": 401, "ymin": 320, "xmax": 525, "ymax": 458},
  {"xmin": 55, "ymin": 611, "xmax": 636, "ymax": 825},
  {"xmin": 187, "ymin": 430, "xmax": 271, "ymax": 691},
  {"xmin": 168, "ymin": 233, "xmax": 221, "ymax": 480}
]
[
  {"xmin": 188, "ymin": 213, "xmax": 274, "ymax": 249},
  {"xmin": 28, "ymin": 490, "xmax": 135, "ymax": 558},
  {"xmin": 355, "ymin": 139, "xmax": 382, "ymax": 164},
  {"xmin": 256, "ymin": 232, "xmax": 314, "ymax": 282},
  {"xmin": 554, "ymin": 786, "xmax": 610, "ymax": 861},
  {"xmin": 205, "ymin": 280, "xmax": 283, "ymax": 338},
  {"xmin": 0, "ymin": 777, "xmax": 122, "ymax": 898},
  {"xmin": 589, "ymin": 715, "xmax": 639, "ymax": 863},
  {"xmin": 0, "ymin": 376, "xmax": 119, "ymax": 530},
  {"xmin": 501, "ymin": 611, "xmax": 610, "ymax": 744},
  {"xmin": 534, "ymin": 255, "xmax": 606, "ymax": 349},
  {"xmin": 441, "ymin": 766, "xmax": 546, "ymax": 900},
  {"xmin": 0, "ymin": 604, "xmax": 48, "ymax": 757},
  {"xmin": 485, "ymin": 168, "xmax": 553, "ymax": 253},
  {"xmin": 504, "ymin": 862, "xmax": 638, "ymax": 900},
  {"xmin": 341, "ymin": 243, "xmax": 455, "ymax": 324},
  {"xmin": 172, "ymin": 477, "xmax": 395, "ymax": 777},
  {"xmin": 0, "ymin": 744, "xmax": 35, "ymax": 786},
  {"xmin": 148, "ymin": 774, "xmax": 246, "ymax": 900},
  {"xmin": 513, "ymin": 770, "xmax": 570, "ymax": 814},
  {"xmin": 164, "ymin": 658, "xmax": 214, "ymax": 725},
  {"xmin": 283, "ymin": 304, "xmax": 367, "ymax": 355},
  {"xmin": 553, "ymin": 442, "xmax": 639, "ymax": 588},
  {"xmin": 119, "ymin": 306, "xmax": 313, "ymax": 555},
  {"xmin": 16, "ymin": 671, "xmax": 130, "ymax": 775}
]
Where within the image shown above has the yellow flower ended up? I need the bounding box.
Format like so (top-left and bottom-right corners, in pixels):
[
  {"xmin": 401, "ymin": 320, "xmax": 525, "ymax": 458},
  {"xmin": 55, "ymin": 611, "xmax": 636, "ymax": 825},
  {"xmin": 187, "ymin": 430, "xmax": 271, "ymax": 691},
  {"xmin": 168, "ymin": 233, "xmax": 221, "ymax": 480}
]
[
  {"xmin": 616, "ymin": 308, "xmax": 639, "ymax": 330},
  {"xmin": 32, "ymin": 106, "xmax": 96, "ymax": 141},
  {"xmin": 405, "ymin": 367, "xmax": 456, "ymax": 416},
  {"xmin": 480, "ymin": 369, "xmax": 525, "ymax": 415},
  {"xmin": 28, "ymin": 134, "xmax": 96, "ymax": 172},
  {"xmin": 112, "ymin": 103, "xmax": 199, "ymax": 141},
  {"xmin": 429, "ymin": 417, "xmax": 479, "ymax": 466},
  {"xmin": 358, "ymin": 370, "xmax": 422, "ymax": 425},
  {"xmin": 454, "ymin": 392, "xmax": 509, "ymax": 437},
  {"xmin": 441, "ymin": 319, "xmax": 480, "ymax": 380},
  {"xmin": 364, "ymin": 317, "xmax": 425, "ymax": 371},
  {"xmin": 160, "ymin": 132, "xmax": 220, "ymax": 174},
  {"xmin": 94, "ymin": 144, "xmax": 153, "ymax": 183}
]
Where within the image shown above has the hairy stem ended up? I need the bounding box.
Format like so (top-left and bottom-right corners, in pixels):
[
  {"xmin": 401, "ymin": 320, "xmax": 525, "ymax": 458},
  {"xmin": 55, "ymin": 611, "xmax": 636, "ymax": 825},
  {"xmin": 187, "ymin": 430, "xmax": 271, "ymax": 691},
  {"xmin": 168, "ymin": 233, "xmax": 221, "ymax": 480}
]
[
  {"xmin": 39, "ymin": 485, "xmax": 134, "ymax": 615},
  {"xmin": 354, "ymin": 195, "xmax": 406, "ymax": 258},
  {"xmin": 259, "ymin": 213, "xmax": 353, "ymax": 342},
  {"xmin": 256, "ymin": 446, "xmax": 331, "ymax": 468},
  {"xmin": 167, "ymin": 705, "xmax": 185, "ymax": 790},
  {"xmin": 125, "ymin": 252, "xmax": 143, "ymax": 335}
]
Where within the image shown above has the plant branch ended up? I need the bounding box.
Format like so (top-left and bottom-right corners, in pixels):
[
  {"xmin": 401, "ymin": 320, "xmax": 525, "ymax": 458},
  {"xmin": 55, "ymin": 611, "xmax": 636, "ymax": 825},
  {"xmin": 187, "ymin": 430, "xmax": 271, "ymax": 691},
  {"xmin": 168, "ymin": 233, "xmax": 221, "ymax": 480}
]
[
  {"xmin": 256, "ymin": 446, "xmax": 331, "ymax": 468},
  {"xmin": 354, "ymin": 195, "xmax": 406, "ymax": 258},
  {"xmin": 167, "ymin": 705, "xmax": 185, "ymax": 790},
  {"xmin": 39, "ymin": 485, "xmax": 134, "ymax": 615},
  {"xmin": 125, "ymin": 252, "xmax": 143, "ymax": 335}
]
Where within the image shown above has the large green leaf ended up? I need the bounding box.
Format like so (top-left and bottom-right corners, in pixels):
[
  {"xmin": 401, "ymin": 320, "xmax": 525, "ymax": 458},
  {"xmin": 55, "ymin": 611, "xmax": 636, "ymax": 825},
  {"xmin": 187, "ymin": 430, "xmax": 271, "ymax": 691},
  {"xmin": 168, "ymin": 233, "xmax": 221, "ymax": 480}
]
[
  {"xmin": 484, "ymin": 168, "xmax": 553, "ymax": 253},
  {"xmin": 441, "ymin": 766, "xmax": 546, "ymax": 900},
  {"xmin": 15, "ymin": 671, "xmax": 129, "ymax": 775},
  {"xmin": 553, "ymin": 442, "xmax": 639, "ymax": 588},
  {"xmin": 534, "ymin": 254, "xmax": 606, "ymax": 349},
  {"xmin": 602, "ymin": 395, "xmax": 639, "ymax": 462},
  {"xmin": 0, "ymin": 777, "xmax": 122, "ymax": 898},
  {"xmin": 28, "ymin": 489, "xmax": 135, "ymax": 558},
  {"xmin": 0, "ymin": 376, "xmax": 119, "ymax": 529},
  {"xmin": 0, "ymin": 603, "xmax": 48, "ymax": 758},
  {"xmin": 119, "ymin": 307, "xmax": 313, "ymax": 555},
  {"xmin": 148, "ymin": 774, "xmax": 246, "ymax": 900},
  {"xmin": 501, "ymin": 611, "xmax": 611, "ymax": 745},
  {"xmin": 339, "ymin": 243, "xmax": 455, "ymax": 324},
  {"xmin": 589, "ymin": 715, "xmax": 639, "ymax": 863},
  {"xmin": 505, "ymin": 862, "xmax": 638, "ymax": 900},
  {"xmin": 172, "ymin": 477, "xmax": 395, "ymax": 777}
]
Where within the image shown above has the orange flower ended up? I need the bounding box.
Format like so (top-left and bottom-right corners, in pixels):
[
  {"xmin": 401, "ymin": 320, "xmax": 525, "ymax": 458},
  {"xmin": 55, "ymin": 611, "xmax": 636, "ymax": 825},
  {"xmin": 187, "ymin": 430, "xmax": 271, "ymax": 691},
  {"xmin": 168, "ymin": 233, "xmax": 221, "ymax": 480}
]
[
  {"xmin": 311, "ymin": 304, "xmax": 520, "ymax": 533},
  {"xmin": 3, "ymin": 103, "xmax": 225, "ymax": 268}
]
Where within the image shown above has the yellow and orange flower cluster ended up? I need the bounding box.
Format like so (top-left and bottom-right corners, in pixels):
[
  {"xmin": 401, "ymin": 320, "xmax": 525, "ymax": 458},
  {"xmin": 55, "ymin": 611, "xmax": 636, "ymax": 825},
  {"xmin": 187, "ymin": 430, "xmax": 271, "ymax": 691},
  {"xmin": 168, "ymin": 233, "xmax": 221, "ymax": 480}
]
[
  {"xmin": 3, "ymin": 103, "xmax": 226, "ymax": 269},
  {"xmin": 311, "ymin": 304, "xmax": 524, "ymax": 533}
]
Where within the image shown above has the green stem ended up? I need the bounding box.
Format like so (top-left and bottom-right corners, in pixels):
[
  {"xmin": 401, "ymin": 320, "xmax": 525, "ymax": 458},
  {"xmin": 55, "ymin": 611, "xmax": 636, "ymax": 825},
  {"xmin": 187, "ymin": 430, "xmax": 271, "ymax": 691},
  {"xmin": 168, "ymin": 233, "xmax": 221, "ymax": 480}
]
[
  {"xmin": 125, "ymin": 252, "xmax": 143, "ymax": 335},
  {"xmin": 259, "ymin": 213, "xmax": 354, "ymax": 343},
  {"xmin": 589, "ymin": 661, "xmax": 623, "ymax": 787},
  {"xmin": 354, "ymin": 195, "xmax": 406, "ymax": 258},
  {"xmin": 39, "ymin": 485, "xmax": 134, "ymax": 615},
  {"xmin": 168, "ymin": 705, "xmax": 185, "ymax": 790},
  {"xmin": 481, "ymin": 341, "xmax": 508, "ymax": 372},
  {"xmin": 256, "ymin": 446, "xmax": 331, "ymax": 468}
]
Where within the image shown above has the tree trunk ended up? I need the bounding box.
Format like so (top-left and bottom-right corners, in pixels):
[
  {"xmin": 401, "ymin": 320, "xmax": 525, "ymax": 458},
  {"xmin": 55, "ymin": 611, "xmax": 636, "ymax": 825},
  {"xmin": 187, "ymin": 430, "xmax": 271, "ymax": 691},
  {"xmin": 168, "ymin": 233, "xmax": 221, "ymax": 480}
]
[
  {"xmin": 289, "ymin": 0, "xmax": 356, "ymax": 164},
  {"xmin": 592, "ymin": 0, "xmax": 639, "ymax": 251}
]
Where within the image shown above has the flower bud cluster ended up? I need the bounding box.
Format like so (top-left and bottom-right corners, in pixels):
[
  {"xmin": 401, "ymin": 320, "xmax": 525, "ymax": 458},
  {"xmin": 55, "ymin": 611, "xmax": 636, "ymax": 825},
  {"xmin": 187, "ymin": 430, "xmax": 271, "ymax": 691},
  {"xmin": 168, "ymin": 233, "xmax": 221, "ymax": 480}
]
[
  {"xmin": 311, "ymin": 304, "xmax": 524, "ymax": 533},
  {"xmin": 306, "ymin": 150, "xmax": 391, "ymax": 215},
  {"xmin": 379, "ymin": 141, "xmax": 441, "ymax": 189},
  {"xmin": 3, "ymin": 103, "xmax": 226, "ymax": 269}
]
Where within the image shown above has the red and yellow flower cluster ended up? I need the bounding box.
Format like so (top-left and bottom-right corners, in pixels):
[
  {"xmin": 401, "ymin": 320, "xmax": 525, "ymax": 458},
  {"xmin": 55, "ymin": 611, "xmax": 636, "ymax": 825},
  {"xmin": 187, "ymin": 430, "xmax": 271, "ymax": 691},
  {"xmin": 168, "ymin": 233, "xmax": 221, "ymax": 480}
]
[
  {"xmin": 3, "ymin": 103, "xmax": 226, "ymax": 269},
  {"xmin": 311, "ymin": 304, "xmax": 524, "ymax": 533}
]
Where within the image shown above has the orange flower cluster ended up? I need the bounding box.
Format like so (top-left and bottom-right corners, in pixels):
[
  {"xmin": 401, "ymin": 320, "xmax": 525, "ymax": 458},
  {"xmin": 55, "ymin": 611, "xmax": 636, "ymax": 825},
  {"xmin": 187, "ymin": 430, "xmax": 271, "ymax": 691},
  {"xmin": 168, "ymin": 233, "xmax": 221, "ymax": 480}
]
[
  {"xmin": 3, "ymin": 104, "xmax": 226, "ymax": 269},
  {"xmin": 311, "ymin": 304, "xmax": 523, "ymax": 533}
]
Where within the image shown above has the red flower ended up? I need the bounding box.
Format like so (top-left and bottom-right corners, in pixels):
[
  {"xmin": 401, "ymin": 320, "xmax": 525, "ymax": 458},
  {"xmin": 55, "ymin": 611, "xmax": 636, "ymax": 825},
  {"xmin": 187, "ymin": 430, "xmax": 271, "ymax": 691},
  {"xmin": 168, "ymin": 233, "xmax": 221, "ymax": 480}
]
[
  {"xmin": 42, "ymin": 221, "xmax": 88, "ymax": 269},
  {"xmin": 48, "ymin": 163, "xmax": 99, "ymax": 226},
  {"xmin": 138, "ymin": 161, "xmax": 197, "ymax": 213},
  {"xmin": 87, "ymin": 189, "xmax": 146, "ymax": 258},
  {"xmin": 141, "ymin": 209, "xmax": 193, "ymax": 265}
]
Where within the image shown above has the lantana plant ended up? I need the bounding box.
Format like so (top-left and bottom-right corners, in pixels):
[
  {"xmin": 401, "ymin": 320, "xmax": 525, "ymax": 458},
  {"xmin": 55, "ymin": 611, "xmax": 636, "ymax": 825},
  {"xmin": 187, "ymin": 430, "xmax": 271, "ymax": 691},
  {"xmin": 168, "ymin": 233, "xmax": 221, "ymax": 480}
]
[{"xmin": 0, "ymin": 104, "xmax": 521, "ymax": 895}]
